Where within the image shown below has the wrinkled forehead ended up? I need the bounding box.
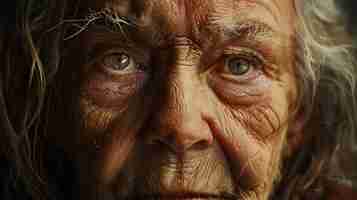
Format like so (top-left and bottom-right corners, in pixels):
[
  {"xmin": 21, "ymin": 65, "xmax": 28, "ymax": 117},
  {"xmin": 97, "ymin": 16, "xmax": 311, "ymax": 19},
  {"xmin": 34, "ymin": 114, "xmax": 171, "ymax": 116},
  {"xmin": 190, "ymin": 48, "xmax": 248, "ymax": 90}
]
[{"xmin": 81, "ymin": 0, "xmax": 295, "ymax": 40}]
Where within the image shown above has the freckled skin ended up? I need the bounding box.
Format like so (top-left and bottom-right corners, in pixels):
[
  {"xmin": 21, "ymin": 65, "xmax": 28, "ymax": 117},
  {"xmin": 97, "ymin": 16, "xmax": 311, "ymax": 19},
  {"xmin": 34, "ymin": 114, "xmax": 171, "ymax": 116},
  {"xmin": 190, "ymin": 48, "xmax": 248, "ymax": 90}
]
[{"xmin": 63, "ymin": 0, "xmax": 298, "ymax": 199}]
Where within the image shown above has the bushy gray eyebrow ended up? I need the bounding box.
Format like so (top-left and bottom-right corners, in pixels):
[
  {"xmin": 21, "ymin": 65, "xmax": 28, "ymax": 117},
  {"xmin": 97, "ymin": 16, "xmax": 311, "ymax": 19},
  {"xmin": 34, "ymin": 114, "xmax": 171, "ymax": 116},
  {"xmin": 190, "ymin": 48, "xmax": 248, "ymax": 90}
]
[{"xmin": 219, "ymin": 20, "xmax": 277, "ymax": 41}]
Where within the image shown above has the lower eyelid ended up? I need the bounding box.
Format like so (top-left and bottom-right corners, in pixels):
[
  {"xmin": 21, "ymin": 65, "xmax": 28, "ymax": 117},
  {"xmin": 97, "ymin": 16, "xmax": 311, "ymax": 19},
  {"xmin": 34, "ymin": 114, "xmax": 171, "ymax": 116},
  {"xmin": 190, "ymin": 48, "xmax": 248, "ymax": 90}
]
[
  {"xmin": 96, "ymin": 59, "xmax": 147, "ymax": 79},
  {"xmin": 217, "ymin": 66, "xmax": 263, "ymax": 83},
  {"xmin": 102, "ymin": 64, "xmax": 138, "ymax": 75},
  {"xmin": 83, "ymin": 72, "xmax": 148, "ymax": 108},
  {"xmin": 207, "ymin": 72, "xmax": 271, "ymax": 105}
]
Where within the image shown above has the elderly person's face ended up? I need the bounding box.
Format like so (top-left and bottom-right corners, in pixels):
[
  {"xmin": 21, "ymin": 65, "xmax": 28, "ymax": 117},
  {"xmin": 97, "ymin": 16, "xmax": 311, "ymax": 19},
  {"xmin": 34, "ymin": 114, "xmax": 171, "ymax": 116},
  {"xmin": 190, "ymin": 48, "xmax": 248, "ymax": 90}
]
[{"xmin": 66, "ymin": 0, "xmax": 298, "ymax": 199}]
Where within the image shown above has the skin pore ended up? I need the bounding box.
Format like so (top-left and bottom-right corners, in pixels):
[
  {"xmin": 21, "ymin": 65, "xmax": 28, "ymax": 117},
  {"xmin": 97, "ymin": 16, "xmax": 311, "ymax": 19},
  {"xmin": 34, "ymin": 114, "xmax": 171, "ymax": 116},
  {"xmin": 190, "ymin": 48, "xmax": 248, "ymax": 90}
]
[{"xmin": 62, "ymin": 0, "xmax": 298, "ymax": 199}]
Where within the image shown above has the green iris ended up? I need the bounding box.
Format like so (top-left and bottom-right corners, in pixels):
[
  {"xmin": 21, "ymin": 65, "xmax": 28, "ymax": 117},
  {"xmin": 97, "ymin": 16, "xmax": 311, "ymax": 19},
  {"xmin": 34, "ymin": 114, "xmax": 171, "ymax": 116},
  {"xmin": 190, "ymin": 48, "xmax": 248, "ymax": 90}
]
[{"xmin": 227, "ymin": 57, "xmax": 251, "ymax": 76}]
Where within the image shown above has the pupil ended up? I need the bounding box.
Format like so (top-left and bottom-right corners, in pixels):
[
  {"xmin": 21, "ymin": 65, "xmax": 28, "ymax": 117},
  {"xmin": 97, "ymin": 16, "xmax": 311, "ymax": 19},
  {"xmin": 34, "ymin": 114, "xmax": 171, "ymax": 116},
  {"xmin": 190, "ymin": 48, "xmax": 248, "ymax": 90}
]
[
  {"xmin": 115, "ymin": 54, "xmax": 130, "ymax": 70},
  {"xmin": 120, "ymin": 54, "xmax": 129, "ymax": 64}
]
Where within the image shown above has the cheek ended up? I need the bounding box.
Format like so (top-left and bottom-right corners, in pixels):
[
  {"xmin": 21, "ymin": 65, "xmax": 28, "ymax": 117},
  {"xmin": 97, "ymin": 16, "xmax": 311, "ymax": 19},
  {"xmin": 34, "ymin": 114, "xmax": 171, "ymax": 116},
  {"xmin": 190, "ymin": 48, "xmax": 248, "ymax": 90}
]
[
  {"xmin": 78, "ymin": 85, "xmax": 139, "ymax": 152},
  {"xmin": 78, "ymin": 75, "xmax": 153, "ymax": 183},
  {"xmin": 77, "ymin": 95, "xmax": 140, "ymax": 184},
  {"xmin": 78, "ymin": 67, "xmax": 149, "ymax": 135},
  {"xmin": 209, "ymin": 80, "xmax": 290, "ymax": 191},
  {"xmin": 79, "ymin": 97, "xmax": 117, "ymax": 139},
  {"xmin": 208, "ymin": 74, "xmax": 272, "ymax": 106}
]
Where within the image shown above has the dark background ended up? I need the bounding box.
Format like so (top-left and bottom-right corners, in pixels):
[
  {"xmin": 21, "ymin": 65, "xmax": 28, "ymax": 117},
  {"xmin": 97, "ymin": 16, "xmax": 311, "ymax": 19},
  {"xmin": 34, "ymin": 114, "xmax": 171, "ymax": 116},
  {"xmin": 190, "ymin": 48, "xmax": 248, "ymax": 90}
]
[{"xmin": 339, "ymin": 0, "xmax": 357, "ymax": 43}]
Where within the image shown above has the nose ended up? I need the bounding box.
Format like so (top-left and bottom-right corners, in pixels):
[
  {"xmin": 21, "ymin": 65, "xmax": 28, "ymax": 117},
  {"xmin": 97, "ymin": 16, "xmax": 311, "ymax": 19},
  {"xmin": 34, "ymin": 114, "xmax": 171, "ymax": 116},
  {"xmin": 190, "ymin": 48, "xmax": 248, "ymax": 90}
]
[{"xmin": 147, "ymin": 49, "xmax": 213, "ymax": 153}]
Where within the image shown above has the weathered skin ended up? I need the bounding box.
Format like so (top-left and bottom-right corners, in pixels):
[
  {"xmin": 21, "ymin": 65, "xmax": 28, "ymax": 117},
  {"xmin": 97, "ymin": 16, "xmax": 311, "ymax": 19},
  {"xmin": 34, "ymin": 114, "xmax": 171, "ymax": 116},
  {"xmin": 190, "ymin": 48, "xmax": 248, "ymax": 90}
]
[{"xmin": 62, "ymin": 0, "xmax": 299, "ymax": 199}]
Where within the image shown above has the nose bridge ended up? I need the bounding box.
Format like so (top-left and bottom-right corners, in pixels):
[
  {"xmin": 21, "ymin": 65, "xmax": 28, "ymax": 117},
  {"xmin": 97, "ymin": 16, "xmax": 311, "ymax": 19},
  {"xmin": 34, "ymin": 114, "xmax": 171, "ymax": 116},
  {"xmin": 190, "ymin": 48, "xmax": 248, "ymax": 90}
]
[
  {"xmin": 164, "ymin": 67, "xmax": 198, "ymax": 122},
  {"xmin": 150, "ymin": 41, "xmax": 213, "ymax": 152},
  {"xmin": 163, "ymin": 37, "xmax": 202, "ymax": 120}
]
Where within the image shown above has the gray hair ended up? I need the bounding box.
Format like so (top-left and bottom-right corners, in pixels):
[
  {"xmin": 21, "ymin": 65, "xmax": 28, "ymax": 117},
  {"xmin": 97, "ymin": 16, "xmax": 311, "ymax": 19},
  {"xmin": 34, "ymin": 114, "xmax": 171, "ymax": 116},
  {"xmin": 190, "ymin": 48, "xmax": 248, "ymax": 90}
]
[{"xmin": 277, "ymin": 0, "xmax": 357, "ymax": 198}]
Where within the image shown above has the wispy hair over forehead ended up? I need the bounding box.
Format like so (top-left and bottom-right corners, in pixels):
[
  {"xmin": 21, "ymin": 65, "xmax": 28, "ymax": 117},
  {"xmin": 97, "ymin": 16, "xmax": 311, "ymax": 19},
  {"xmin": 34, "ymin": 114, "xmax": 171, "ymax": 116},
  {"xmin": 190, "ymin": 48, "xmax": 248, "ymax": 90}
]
[{"xmin": 46, "ymin": 8, "xmax": 134, "ymax": 40}]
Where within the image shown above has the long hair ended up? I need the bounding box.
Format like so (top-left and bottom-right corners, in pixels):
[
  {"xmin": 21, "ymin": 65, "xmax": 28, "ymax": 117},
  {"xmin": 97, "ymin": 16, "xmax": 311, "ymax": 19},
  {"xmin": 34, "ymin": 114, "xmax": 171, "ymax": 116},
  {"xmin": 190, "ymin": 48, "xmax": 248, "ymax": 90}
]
[
  {"xmin": 0, "ymin": 0, "xmax": 356, "ymax": 200},
  {"xmin": 274, "ymin": 0, "xmax": 357, "ymax": 199}
]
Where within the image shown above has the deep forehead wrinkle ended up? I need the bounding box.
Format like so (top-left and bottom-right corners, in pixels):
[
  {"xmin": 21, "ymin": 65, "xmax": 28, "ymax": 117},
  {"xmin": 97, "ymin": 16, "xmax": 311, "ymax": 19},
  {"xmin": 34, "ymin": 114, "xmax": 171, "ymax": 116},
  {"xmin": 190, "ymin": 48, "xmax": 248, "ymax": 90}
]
[
  {"xmin": 94, "ymin": 0, "xmax": 281, "ymax": 28},
  {"xmin": 98, "ymin": 0, "xmax": 214, "ymax": 36},
  {"xmin": 84, "ymin": 0, "xmax": 289, "ymax": 48},
  {"xmin": 148, "ymin": 0, "xmax": 214, "ymax": 36}
]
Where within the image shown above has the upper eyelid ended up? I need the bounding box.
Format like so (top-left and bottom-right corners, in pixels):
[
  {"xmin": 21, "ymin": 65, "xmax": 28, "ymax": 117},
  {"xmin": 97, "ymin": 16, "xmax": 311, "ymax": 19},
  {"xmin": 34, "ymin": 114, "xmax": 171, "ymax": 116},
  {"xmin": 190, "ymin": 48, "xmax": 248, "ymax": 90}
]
[
  {"xmin": 223, "ymin": 53, "xmax": 264, "ymax": 67},
  {"xmin": 216, "ymin": 47, "xmax": 266, "ymax": 65},
  {"xmin": 223, "ymin": 47, "xmax": 263, "ymax": 58},
  {"xmin": 223, "ymin": 44, "xmax": 278, "ymax": 67}
]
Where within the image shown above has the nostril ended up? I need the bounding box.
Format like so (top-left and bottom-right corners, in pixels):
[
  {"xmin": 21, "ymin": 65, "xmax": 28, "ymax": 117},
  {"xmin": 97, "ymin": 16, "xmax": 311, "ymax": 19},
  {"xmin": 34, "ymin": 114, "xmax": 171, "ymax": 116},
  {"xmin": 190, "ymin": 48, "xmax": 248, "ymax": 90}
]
[
  {"xmin": 191, "ymin": 140, "xmax": 212, "ymax": 151},
  {"xmin": 148, "ymin": 134, "xmax": 212, "ymax": 153},
  {"xmin": 145, "ymin": 118, "xmax": 214, "ymax": 153},
  {"xmin": 148, "ymin": 136, "xmax": 168, "ymax": 146},
  {"xmin": 147, "ymin": 135, "xmax": 178, "ymax": 153}
]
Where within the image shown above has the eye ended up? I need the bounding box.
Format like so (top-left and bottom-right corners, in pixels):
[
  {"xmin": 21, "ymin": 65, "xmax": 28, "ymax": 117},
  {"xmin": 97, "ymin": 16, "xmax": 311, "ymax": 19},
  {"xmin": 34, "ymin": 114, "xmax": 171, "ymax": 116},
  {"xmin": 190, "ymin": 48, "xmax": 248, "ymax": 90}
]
[
  {"xmin": 101, "ymin": 52, "xmax": 144, "ymax": 74},
  {"xmin": 217, "ymin": 52, "xmax": 264, "ymax": 82},
  {"xmin": 225, "ymin": 56, "xmax": 252, "ymax": 76}
]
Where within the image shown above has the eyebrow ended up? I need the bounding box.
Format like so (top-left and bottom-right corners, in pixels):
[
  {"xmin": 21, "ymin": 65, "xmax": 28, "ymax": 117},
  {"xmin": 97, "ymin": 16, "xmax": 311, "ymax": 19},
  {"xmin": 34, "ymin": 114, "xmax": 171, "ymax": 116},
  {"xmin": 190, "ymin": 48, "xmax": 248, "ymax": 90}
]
[
  {"xmin": 198, "ymin": 19, "xmax": 283, "ymax": 71},
  {"xmin": 218, "ymin": 19, "xmax": 278, "ymax": 43}
]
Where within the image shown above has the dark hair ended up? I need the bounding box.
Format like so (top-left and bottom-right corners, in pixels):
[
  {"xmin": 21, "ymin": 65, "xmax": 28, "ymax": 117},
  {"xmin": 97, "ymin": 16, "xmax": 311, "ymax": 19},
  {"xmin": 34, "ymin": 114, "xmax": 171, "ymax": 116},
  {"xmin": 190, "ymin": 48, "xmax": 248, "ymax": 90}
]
[
  {"xmin": 1, "ymin": 1, "xmax": 356, "ymax": 200},
  {"xmin": 0, "ymin": 1, "xmax": 77, "ymax": 199}
]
